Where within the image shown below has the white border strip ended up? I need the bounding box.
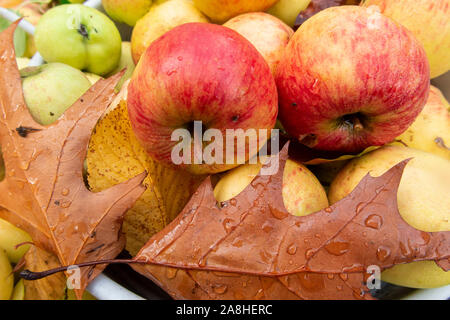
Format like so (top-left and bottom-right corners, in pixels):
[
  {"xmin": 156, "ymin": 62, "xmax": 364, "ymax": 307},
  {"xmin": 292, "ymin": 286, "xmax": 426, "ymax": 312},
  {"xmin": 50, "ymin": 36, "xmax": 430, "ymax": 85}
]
[
  {"xmin": 87, "ymin": 274, "xmax": 144, "ymax": 300},
  {"xmin": 0, "ymin": 7, "xmax": 35, "ymax": 34},
  {"xmin": 402, "ymin": 285, "xmax": 450, "ymax": 300},
  {"xmin": 1, "ymin": 0, "xmax": 449, "ymax": 302}
]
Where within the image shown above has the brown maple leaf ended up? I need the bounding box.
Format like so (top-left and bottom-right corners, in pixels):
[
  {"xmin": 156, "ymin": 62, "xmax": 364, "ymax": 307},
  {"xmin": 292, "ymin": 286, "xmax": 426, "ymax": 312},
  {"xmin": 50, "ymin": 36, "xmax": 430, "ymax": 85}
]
[
  {"xmin": 131, "ymin": 143, "xmax": 449, "ymax": 300},
  {"xmin": 22, "ymin": 246, "xmax": 67, "ymax": 300},
  {"xmin": 0, "ymin": 22, "xmax": 146, "ymax": 298}
]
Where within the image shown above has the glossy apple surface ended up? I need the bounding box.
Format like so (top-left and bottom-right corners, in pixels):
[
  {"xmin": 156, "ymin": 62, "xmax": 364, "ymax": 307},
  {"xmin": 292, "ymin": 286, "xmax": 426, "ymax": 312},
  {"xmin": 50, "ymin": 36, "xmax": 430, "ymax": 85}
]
[
  {"xmin": 128, "ymin": 23, "xmax": 278, "ymax": 174},
  {"xmin": 276, "ymin": 6, "xmax": 430, "ymax": 153}
]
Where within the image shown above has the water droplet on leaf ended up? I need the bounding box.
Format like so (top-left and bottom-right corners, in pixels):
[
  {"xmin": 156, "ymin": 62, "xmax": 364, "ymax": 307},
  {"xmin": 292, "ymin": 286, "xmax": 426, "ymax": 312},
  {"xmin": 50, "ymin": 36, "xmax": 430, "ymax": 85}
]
[
  {"xmin": 325, "ymin": 240, "xmax": 350, "ymax": 256},
  {"xmin": 268, "ymin": 204, "xmax": 288, "ymax": 220},
  {"xmin": 365, "ymin": 214, "xmax": 383, "ymax": 229},
  {"xmin": 287, "ymin": 244, "xmax": 297, "ymax": 255},
  {"xmin": 213, "ymin": 284, "xmax": 227, "ymax": 295},
  {"xmin": 376, "ymin": 246, "xmax": 391, "ymax": 262}
]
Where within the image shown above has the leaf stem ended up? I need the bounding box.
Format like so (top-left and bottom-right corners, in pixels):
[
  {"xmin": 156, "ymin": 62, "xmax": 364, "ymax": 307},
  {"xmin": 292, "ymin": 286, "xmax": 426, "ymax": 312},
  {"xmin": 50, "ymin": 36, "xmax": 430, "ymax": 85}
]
[{"xmin": 20, "ymin": 259, "xmax": 148, "ymax": 280}]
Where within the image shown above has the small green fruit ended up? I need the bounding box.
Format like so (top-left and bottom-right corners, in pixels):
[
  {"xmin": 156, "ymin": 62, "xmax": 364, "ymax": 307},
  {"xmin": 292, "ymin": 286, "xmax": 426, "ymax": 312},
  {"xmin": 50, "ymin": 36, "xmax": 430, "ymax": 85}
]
[
  {"xmin": 21, "ymin": 62, "xmax": 92, "ymax": 125},
  {"xmin": 35, "ymin": 4, "xmax": 122, "ymax": 76}
]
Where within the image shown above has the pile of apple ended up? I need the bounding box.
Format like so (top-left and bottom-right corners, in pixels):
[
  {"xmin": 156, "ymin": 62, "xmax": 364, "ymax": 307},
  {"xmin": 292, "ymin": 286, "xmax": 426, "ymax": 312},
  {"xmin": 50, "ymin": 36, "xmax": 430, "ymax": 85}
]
[{"xmin": 0, "ymin": 0, "xmax": 449, "ymax": 298}]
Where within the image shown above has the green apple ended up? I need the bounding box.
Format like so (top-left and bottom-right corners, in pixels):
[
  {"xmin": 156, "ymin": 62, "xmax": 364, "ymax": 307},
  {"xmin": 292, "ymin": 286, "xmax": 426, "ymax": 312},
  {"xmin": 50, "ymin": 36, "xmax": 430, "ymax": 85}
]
[
  {"xmin": 35, "ymin": 4, "xmax": 122, "ymax": 76},
  {"xmin": 108, "ymin": 41, "xmax": 135, "ymax": 89},
  {"xmin": 102, "ymin": 0, "xmax": 153, "ymax": 26},
  {"xmin": 267, "ymin": 0, "xmax": 311, "ymax": 27},
  {"xmin": 0, "ymin": 217, "xmax": 32, "ymax": 264},
  {"xmin": 21, "ymin": 63, "xmax": 92, "ymax": 125}
]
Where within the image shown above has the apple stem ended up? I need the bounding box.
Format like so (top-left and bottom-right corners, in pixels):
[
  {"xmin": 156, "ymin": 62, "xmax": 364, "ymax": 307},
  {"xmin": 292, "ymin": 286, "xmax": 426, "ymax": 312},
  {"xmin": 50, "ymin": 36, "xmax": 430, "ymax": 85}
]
[
  {"xmin": 341, "ymin": 113, "xmax": 365, "ymax": 132},
  {"xmin": 352, "ymin": 116, "xmax": 364, "ymax": 131}
]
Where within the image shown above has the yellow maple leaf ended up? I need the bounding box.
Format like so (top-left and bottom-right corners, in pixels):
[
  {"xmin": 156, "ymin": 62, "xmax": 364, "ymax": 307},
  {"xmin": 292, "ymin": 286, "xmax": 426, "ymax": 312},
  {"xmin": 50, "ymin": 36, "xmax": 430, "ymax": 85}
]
[
  {"xmin": 87, "ymin": 100, "xmax": 205, "ymax": 255},
  {"xmin": 23, "ymin": 246, "xmax": 97, "ymax": 300},
  {"xmin": 23, "ymin": 246, "xmax": 66, "ymax": 300}
]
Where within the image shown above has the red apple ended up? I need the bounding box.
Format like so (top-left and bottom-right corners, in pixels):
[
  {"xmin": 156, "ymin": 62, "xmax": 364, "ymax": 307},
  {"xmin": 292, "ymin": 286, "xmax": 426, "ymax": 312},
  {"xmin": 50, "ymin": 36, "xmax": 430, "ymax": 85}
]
[
  {"xmin": 275, "ymin": 6, "xmax": 430, "ymax": 153},
  {"xmin": 223, "ymin": 12, "xmax": 294, "ymax": 75},
  {"xmin": 127, "ymin": 23, "xmax": 278, "ymax": 174}
]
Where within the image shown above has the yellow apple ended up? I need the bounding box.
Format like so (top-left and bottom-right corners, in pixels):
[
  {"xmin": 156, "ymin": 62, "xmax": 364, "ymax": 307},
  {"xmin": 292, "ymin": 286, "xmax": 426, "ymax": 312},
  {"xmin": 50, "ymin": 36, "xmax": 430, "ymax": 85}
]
[
  {"xmin": 0, "ymin": 249, "xmax": 13, "ymax": 300},
  {"xmin": 214, "ymin": 159, "xmax": 329, "ymax": 217},
  {"xmin": 11, "ymin": 279, "xmax": 24, "ymax": 300},
  {"xmin": 0, "ymin": 217, "xmax": 32, "ymax": 263},
  {"xmin": 382, "ymin": 260, "xmax": 450, "ymax": 289},
  {"xmin": 396, "ymin": 86, "xmax": 450, "ymax": 160},
  {"xmin": 35, "ymin": 4, "xmax": 122, "ymax": 76},
  {"xmin": 267, "ymin": 0, "xmax": 311, "ymax": 27},
  {"xmin": 309, "ymin": 160, "xmax": 349, "ymax": 188},
  {"xmin": 102, "ymin": 0, "xmax": 153, "ymax": 26},
  {"xmin": 194, "ymin": 0, "xmax": 279, "ymax": 23},
  {"xmin": 329, "ymin": 146, "xmax": 450, "ymax": 288},
  {"xmin": 224, "ymin": 12, "xmax": 293, "ymax": 75},
  {"xmin": 361, "ymin": 0, "xmax": 450, "ymax": 78},
  {"xmin": 131, "ymin": 0, "xmax": 208, "ymax": 64}
]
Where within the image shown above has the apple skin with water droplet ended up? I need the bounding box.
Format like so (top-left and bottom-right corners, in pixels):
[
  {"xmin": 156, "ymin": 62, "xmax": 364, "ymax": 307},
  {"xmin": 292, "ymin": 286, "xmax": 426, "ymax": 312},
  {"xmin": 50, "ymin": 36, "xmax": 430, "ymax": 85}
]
[{"xmin": 276, "ymin": 6, "xmax": 430, "ymax": 153}]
